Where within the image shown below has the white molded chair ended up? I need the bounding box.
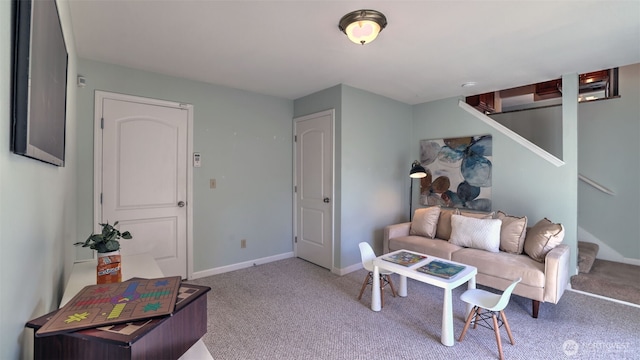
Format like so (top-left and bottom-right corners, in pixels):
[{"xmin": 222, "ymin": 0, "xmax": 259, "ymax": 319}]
[
  {"xmin": 357, "ymin": 242, "xmax": 396, "ymax": 307},
  {"xmin": 458, "ymin": 277, "xmax": 522, "ymax": 360}
]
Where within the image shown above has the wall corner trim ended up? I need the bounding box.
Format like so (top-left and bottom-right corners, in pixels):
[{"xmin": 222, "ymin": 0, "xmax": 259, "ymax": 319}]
[{"xmin": 458, "ymin": 100, "xmax": 565, "ymax": 167}]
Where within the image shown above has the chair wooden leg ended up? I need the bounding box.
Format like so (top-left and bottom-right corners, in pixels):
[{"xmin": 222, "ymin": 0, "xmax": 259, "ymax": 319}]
[
  {"xmin": 385, "ymin": 275, "xmax": 397, "ymax": 297},
  {"xmin": 473, "ymin": 307, "xmax": 482, "ymax": 329},
  {"xmin": 492, "ymin": 314, "xmax": 504, "ymax": 360},
  {"xmin": 500, "ymin": 310, "xmax": 515, "ymax": 345},
  {"xmin": 458, "ymin": 306, "xmax": 478, "ymax": 342},
  {"xmin": 358, "ymin": 273, "xmax": 371, "ymax": 300}
]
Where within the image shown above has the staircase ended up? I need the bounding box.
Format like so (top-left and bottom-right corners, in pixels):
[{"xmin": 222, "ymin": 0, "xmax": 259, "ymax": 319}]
[{"xmin": 577, "ymin": 241, "xmax": 599, "ymax": 273}]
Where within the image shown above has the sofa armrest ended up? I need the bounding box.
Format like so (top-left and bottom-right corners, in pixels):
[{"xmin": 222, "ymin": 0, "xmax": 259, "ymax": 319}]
[
  {"xmin": 383, "ymin": 222, "xmax": 411, "ymax": 254},
  {"xmin": 543, "ymin": 244, "xmax": 571, "ymax": 304}
]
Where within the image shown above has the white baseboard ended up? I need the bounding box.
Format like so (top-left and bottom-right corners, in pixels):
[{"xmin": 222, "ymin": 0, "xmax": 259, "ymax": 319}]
[
  {"xmin": 190, "ymin": 251, "xmax": 368, "ymax": 279},
  {"xmin": 578, "ymin": 227, "xmax": 640, "ymax": 266},
  {"xmin": 190, "ymin": 252, "xmax": 295, "ymax": 279},
  {"xmin": 567, "ymin": 288, "xmax": 640, "ymax": 309},
  {"xmin": 335, "ymin": 262, "xmax": 364, "ymax": 276}
]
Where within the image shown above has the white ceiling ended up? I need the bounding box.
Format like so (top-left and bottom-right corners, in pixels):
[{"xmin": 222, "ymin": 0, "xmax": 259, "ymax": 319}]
[{"xmin": 67, "ymin": 0, "xmax": 640, "ymax": 105}]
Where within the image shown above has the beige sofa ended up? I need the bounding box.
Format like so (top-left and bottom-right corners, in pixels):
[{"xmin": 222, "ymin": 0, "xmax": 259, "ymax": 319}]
[{"xmin": 383, "ymin": 207, "xmax": 571, "ymax": 318}]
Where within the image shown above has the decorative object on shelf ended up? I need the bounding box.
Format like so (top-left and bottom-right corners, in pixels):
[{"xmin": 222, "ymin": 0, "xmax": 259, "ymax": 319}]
[
  {"xmin": 419, "ymin": 135, "xmax": 492, "ymax": 211},
  {"xmin": 74, "ymin": 221, "xmax": 132, "ymax": 284},
  {"xmin": 417, "ymin": 260, "xmax": 466, "ymax": 279},
  {"xmin": 96, "ymin": 251, "xmax": 122, "ymax": 284},
  {"xmin": 382, "ymin": 251, "xmax": 427, "ymax": 267},
  {"xmin": 409, "ymin": 160, "xmax": 427, "ymax": 220},
  {"xmin": 338, "ymin": 9, "xmax": 387, "ymax": 45}
]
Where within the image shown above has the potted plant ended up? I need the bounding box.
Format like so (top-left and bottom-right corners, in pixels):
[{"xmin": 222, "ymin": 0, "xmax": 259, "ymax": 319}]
[
  {"xmin": 74, "ymin": 221, "xmax": 132, "ymax": 284},
  {"xmin": 74, "ymin": 221, "xmax": 132, "ymax": 253}
]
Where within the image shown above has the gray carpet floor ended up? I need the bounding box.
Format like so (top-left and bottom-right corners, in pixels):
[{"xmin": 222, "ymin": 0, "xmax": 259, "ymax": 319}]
[
  {"xmin": 571, "ymin": 259, "xmax": 640, "ymax": 305},
  {"xmin": 188, "ymin": 257, "xmax": 640, "ymax": 360}
]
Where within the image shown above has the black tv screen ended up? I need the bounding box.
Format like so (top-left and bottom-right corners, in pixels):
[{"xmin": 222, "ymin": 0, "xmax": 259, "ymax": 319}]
[{"xmin": 11, "ymin": 0, "xmax": 69, "ymax": 166}]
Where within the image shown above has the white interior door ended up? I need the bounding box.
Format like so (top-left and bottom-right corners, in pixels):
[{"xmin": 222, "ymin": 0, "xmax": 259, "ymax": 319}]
[
  {"xmin": 294, "ymin": 110, "xmax": 334, "ymax": 270},
  {"xmin": 99, "ymin": 95, "xmax": 189, "ymax": 278}
]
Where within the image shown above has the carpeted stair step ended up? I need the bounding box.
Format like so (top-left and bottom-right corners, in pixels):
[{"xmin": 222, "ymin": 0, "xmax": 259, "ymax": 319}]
[
  {"xmin": 570, "ymin": 259, "xmax": 640, "ymax": 304},
  {"xmin": 577, "ymin": 241, "xmax": 599, "ymax": 273}
]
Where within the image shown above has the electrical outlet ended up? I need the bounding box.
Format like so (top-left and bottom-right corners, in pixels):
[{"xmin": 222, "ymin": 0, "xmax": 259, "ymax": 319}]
[
  {"xmin": 241, "ymin": 239, "xmax": 246, "ymax": 248},
  {"xmin": 210, "ymin": 179, "xmax": 216, "ymax": 189}
]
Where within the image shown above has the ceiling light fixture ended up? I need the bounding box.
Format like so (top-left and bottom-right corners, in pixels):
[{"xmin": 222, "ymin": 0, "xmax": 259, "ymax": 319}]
[{"xmin": 338, "ymin": 9, "xmax": 387, "ymax": 45}]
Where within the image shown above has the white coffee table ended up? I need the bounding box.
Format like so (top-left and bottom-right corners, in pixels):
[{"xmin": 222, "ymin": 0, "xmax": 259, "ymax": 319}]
[{"xmin": 371, "ymin": 249, "xmax": 477, "ymax": 346}]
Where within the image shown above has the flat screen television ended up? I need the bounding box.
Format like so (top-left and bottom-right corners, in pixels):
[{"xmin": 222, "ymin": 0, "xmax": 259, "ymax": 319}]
[{"xmin": 11, "ymin": 0, "xmax": 69, "ymax": 166}]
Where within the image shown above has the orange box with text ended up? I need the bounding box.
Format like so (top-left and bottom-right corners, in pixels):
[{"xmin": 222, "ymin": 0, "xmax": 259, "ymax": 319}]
[{"xmin": 97, "ymin": 253, "xmax": 121, "ymax": 284}]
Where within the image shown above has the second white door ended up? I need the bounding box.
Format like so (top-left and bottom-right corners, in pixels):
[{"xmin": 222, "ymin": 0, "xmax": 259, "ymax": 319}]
[{"xmin": 294, "ymin": 110, "xmax": 334, "ymax": 270}]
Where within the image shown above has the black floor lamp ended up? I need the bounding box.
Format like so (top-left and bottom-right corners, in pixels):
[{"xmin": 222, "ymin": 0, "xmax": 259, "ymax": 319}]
[{"xmin": 409, "ymin": 160, "xmax": 427, "ymax": 220}]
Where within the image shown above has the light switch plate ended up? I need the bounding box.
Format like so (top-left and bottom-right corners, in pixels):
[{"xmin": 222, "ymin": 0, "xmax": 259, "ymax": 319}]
[{"xmin": 193, "ymin": 153, "xmax": 201, "ymax": 167}]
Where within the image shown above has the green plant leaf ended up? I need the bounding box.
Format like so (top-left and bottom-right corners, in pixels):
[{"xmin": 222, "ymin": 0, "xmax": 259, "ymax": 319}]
[
  {"xmin": 105, "ymin": 240, "xmax": 120, "ymax": 251},
  {"xmin": 90, "ymin": 234, "xmax": 104, "ymax": 242},
  {"xmin": 74, "ymin": 222, "xmax": 130, "ymax": 252}
]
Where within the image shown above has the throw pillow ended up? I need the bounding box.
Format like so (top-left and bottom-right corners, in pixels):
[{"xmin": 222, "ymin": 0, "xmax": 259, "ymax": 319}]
[
  {"xmin": 410, "ymin": 206, "xmax": 441, "ymax": 238},
  {"xmin": 524, "ymin": 218, "xmax": 565, "ymax": 262},
  {"xmin": 459, "ymin": 210, "xmax": 494, "ymax": 219},
  {"xmin": 448, "ymin": 214, "xmax": 502, "ymax": 253},
  {"xmin": 495, "ymin": 211, "xmax": 528, "ymax": 254},
  {"xmin": 435, "ymin": 208, "xmax": 458, "ymax": 240}
]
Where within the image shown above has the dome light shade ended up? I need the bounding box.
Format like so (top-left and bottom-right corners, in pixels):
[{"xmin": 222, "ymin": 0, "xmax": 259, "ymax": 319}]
[
  {"xmin": 339, "ymin": 9, "xmax": 387, "ymax": 45},
  {"xmin": 409, "ymin": 161, "xmax": 427, "ymax": 178}
]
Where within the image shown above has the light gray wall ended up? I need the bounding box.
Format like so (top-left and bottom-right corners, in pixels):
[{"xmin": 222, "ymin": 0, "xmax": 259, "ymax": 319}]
[
  {"xmin": 293, "ymin": 85, "xmax": 413, "ymax": 268},
  {"xmin": 411, "ymin": 83, "xmax": 579, "ymax": 273},
  {"xmin": 0, "ymin": 1, "xmax": 78, "ymax": 358},
  {"xmin": 578, "ymin": 64, "xmax": 640, "ymax": 260},
  {"xmin": 340, "ymin": 86, "xmax": 413, "ymax": 266},
  {"xmin": 75, "ymin": 59, "xmax": 294, "ymax": 272},
  {"xmin": 491, "ymin": 105, "xmax": 563, "ymax": 160}
]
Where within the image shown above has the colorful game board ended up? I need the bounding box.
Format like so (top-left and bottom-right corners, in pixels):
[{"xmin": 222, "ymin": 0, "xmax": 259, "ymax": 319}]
[{"xmin": 36, "ymin": 276, "xmax": 182, "ymax": 337}]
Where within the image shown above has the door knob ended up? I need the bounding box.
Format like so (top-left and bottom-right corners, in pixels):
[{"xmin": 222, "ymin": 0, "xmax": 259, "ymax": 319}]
[
  {"xmin": 323, "ymin": 197, "xmax": 330, "ymax": 203},
  {"xmin": 178, "ymin": 201, "xmax": 185, "ymax": 207}
]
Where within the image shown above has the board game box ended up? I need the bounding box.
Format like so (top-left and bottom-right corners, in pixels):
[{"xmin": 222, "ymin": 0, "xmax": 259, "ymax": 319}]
[
  {"xmin": 382, "ymin": 251, "xmax": 427, "ymax": 266},
  {"xmin": 26, "ymin": 281, "xmax": 211, "ymax": 360},
  {"xmin": 417, "ymin": 260, "xmax": 466, "ymax": 279},
  {"xmin": 35, "ymin": 276, "xmax": 183, "ymax": 337}
]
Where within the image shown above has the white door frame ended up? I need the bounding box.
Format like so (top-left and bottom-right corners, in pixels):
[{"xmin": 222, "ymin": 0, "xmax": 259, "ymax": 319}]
[
  {"xmin": 293, "ymin": 109, "xmax": 336, "ymax": 273},
  {"xmin": 93, "ymin": 91, "xmax": 194, "ymax": 279}
]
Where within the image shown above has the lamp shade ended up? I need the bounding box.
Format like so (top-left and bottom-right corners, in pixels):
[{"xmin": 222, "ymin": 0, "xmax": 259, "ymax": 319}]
[
  {"xmin": 409, "ymin": 161, "xmax": 427, "ymax": 178},
  {"xmin": 339, "ymin": 9, "xmax": 387, "ymax": 45}
]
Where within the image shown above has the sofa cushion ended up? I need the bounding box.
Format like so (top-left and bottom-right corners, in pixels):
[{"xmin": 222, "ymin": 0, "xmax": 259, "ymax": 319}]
[
  {"xmin": 459, "ymin": 210, "xmax": 494, "ymax": 219},
  {"xmin": 524, "ymin": 218, "xmax": 565, "ymax": 262},
  {"xmin": 435, "ymin": 208, "xmax": 458, "ymax": 240},
  {"xmin": 449, "ymin": 214, "xmax": 502, "ymax": 253},
  {"xmin": 495, "ymin": 211, "xmax": 528, "ymax": 254},
  {"xmin": 388, "ymin": 236, "xmax": 462, "ymax": 260},
  {"xmin": 410, "ymin": 206, "xmax": 441, "ymax": 238},
  {"xmin": 452, "ymin": 248, "xmax": 545, "ymax": 288}
]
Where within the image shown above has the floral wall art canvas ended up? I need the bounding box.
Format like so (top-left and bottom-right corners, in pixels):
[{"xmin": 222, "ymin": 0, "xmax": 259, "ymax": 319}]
[{"xmin": 419, "ymin": 135, "xmax": 492, "ymax": 211}]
